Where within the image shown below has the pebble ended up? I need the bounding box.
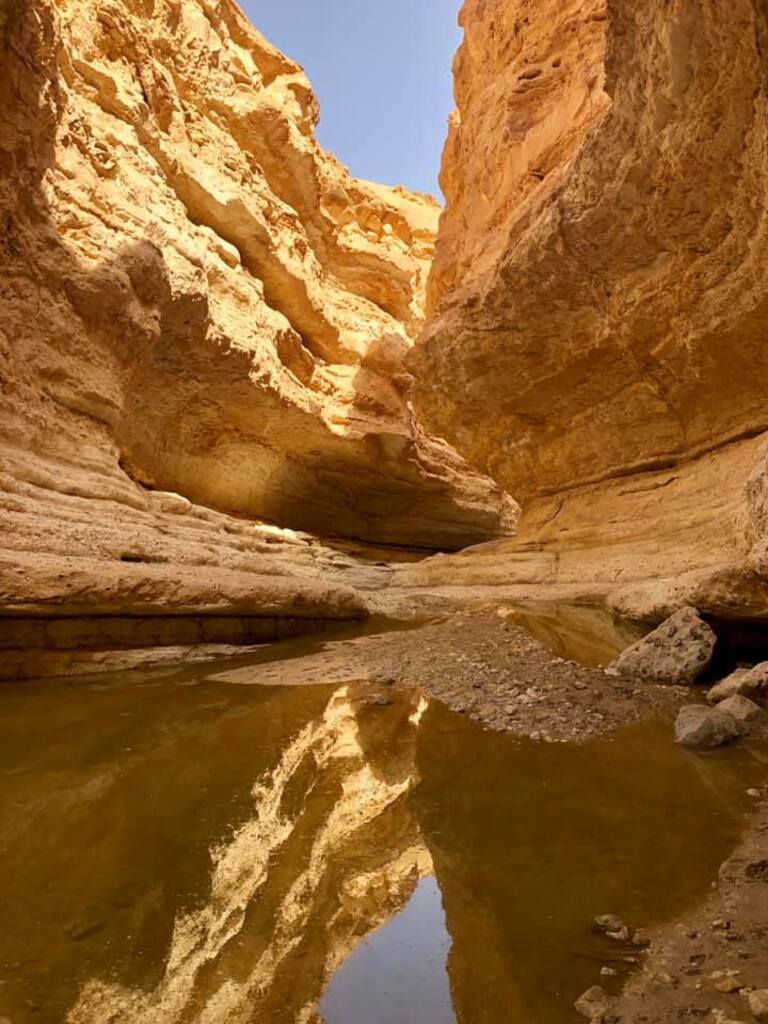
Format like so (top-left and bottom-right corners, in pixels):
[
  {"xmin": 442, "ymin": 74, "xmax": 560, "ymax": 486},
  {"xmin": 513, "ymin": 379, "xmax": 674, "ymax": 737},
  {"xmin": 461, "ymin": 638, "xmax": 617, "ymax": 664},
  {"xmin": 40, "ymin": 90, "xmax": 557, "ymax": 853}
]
[
  {"xmin": 747, "ymin": 990, "xmax": 768, "ymax": 1023},
  {"xmin": 574, "ymin": 985, "xmax": 611, "ymax": 1021},
  {"xmin": 594, "ymin": 914, "xmax": 625, "ymax": 932},
  {"xmin": 714, "ymin": 976, "xmax": 743, "ymax": 993}
]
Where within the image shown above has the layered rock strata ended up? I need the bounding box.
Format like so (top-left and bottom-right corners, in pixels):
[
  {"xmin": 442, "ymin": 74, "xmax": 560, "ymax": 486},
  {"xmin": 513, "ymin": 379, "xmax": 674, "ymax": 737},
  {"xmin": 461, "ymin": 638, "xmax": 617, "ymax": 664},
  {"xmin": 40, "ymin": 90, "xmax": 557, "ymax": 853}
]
[
  {"xmin": 410, "ymin": 0, "xmax": 768, "ymax": 620},
  {"xmin": 0, "ymin": 0, "xmax": 515, "ymax": 653}
]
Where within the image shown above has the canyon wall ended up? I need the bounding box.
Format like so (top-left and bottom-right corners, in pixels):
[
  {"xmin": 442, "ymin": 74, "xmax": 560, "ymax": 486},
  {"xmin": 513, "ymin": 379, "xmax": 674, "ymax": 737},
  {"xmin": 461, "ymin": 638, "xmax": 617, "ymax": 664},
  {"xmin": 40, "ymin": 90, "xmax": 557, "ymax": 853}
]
[
  {"xmin": 0, "ymin": 0, "xmax": 515, "ymax": 651},
  {"xmin": 409, "ymin": 0, "xmax": 768, "ymax": 620}
]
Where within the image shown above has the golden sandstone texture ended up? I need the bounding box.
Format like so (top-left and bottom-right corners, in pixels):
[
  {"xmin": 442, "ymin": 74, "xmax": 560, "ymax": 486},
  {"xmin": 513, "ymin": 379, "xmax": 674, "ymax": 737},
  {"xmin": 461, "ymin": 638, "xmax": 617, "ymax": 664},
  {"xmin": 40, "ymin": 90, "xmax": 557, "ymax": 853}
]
[
  {"xmin": 408, "ymin": 0, "xmax": 768, "ymax": 619},
  {"xmin": 0, "ymin": 0, "xmax": 515, "ymax": 636}
]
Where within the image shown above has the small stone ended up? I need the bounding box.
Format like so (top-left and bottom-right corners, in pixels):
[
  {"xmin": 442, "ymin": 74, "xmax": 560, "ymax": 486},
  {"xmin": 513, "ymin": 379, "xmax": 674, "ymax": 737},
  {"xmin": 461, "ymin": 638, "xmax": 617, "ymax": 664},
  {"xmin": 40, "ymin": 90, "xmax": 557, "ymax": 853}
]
[
  {"xmin": 632, "ymin": 928, "xmax": 652, "ymax": 948},
  {"xmin": 747, "ymin": 788, "xmax": 761, "ymax": 798},
  {"xmin": 600, "ymin": 966, "xmax": 619, "ymax": 978},
  {"xmin": 717, "ymin": 695, "xmax": 762, "ymax": 722},
  {"xmin": 708, "ymin": 669, "xmax": 753, "ymax": 704},
  {"xmin": 715, "ymin": 976, "xmax": 742, "ymax": 993},
  {"xmin": 747, "ymin": 990, "xmax": 768, "ymax": 1022},
  {"xmin": 369, "ymin": 673, "xmax": 396, "ymax": 686},
  {"xmin": 674, "ymin": 705, "xmax": 742, "ymax": 748},
  {"xmin": 708, "ymin": 663, "xmax": 768, "ymax": 705},
  {"xmin": 575, "ymin": 985, "xmax": 611, "ymax": 1021},
  {"xmin": 594, "ymin": 914, "xmax": 626, "ymax": 935},
  {"xmin": 745, "ymin": 859, "xmax": 768, "ymax": 882}
]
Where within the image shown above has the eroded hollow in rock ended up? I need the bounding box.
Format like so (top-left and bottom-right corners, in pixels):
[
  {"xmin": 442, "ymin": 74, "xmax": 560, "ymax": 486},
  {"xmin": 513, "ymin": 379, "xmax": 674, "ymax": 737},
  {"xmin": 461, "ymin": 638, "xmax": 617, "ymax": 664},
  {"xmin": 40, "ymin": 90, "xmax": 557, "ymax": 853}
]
[{"xmin": 705, "ymin": 616, "xmax": 768, "ymax": 676}]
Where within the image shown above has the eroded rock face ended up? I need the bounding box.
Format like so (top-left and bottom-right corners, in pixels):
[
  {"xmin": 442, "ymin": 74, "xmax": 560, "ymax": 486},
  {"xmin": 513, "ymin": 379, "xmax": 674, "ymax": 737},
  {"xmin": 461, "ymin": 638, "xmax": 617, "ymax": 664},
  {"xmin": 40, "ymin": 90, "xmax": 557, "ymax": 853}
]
[
  {"xmin": 410, "ymin": 0, "xmax": 768, "ymax": 618},
  {"xmin": 0, "ymin": 0, "xmax": 515, "ymax": 643}
]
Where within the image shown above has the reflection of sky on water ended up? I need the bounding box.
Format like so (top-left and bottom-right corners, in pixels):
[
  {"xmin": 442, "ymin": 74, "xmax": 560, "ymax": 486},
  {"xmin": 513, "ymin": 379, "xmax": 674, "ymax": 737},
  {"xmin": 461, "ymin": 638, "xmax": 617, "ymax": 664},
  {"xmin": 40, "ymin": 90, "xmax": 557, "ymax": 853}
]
[{"xmin": 321, "ymin": 875, "xmax": 455, "ymax": 1024}]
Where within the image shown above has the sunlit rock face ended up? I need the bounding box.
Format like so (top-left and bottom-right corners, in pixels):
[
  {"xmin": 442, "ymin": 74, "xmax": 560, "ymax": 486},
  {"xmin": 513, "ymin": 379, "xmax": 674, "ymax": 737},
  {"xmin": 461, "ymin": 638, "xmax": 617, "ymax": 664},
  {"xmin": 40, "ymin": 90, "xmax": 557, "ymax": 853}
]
[
  {"xmin": 0, "ymin": 0, "xmax": 516, "ymax": 637},
  {"xmin": 411, "ymin": 0, "xmax": 768, "ymax": 618}
]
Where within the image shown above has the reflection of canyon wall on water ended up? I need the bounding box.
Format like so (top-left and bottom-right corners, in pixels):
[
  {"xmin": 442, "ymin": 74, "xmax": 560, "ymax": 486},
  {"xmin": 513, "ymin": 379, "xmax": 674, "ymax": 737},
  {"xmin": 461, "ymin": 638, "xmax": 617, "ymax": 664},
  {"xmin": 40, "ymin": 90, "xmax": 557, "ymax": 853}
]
[
  {"xmin": 411, "ymin": 704, "xmax": 758, "ymax": 1024},
  {"xmin": 408, "ymin": 0, "xmax": 768, "ymax": 622},
  {"xmin": 58, "ymin": 686, "xmax": 430, "ymax": 1024},
  {"xmin": 0, "ymin": 667, "xmax": 760, "ymax": 1024}
]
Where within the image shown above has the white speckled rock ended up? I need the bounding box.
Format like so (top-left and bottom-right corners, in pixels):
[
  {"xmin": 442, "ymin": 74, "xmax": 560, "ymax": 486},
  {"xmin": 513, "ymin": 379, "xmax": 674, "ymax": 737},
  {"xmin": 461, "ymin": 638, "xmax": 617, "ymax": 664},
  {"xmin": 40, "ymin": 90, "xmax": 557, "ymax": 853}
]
[{"xmin": 609, "ymin": 608, "xmax": 716, "ymax": 685}]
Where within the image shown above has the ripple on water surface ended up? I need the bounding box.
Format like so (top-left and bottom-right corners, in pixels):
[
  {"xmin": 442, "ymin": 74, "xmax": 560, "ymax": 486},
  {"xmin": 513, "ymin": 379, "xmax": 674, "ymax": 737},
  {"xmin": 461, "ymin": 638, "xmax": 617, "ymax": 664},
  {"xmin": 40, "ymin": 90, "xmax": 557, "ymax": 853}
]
[{"xmin": 0, "ymin": 653, "xmax": 765, "ymax": 1024}]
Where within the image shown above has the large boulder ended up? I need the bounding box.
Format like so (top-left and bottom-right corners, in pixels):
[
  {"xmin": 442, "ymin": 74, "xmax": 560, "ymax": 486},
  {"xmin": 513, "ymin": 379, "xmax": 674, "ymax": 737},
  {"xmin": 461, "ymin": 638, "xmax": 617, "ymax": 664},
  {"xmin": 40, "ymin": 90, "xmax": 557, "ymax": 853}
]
[
  {"xmin": 609, "ymin": 608, "xmax": 716, "ymax": 685},
  {"xmin": 674, "ymin": 705, "xmax": 742, "ymax": 749}
]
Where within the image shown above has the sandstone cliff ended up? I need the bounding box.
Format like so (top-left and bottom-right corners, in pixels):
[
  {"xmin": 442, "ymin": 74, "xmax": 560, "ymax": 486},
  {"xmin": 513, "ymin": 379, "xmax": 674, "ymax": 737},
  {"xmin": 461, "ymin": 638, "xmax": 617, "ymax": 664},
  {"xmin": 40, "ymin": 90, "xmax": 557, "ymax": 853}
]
[
  {"xmin": 0, "ymin": 0, "xmax": 515, "ymax": 650},
  {"xmin": 410, "ymin": 0, "xmax": 768, "ymax": 620}
]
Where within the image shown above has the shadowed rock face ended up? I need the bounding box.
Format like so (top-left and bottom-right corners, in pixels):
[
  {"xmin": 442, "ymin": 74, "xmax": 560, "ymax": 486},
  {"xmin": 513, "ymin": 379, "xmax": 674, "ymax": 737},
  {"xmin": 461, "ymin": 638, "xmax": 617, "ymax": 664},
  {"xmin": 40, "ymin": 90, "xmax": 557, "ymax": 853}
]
[
  {"xmin": 410, "ymin": 0, "xmax": 768, "ymax": 618},
  {"xmin": 0, "ymin": 0, "xmax": 516, "ymax": 641}
]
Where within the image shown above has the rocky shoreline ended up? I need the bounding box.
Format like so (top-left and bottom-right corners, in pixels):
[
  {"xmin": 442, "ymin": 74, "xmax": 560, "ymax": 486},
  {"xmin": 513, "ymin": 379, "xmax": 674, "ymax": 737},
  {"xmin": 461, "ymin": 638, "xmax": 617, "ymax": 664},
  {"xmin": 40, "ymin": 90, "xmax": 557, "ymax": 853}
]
[
  {"xmin": 204, "ymin": 610, "xmax": 685, "ymax": 742},
  {"xmin": 584, "ymin": 796, "xmax": 768, "ymax": 1024},
  {"xmin": 205, "ymin": 606, "xmax": 768, "ymax": 750}
]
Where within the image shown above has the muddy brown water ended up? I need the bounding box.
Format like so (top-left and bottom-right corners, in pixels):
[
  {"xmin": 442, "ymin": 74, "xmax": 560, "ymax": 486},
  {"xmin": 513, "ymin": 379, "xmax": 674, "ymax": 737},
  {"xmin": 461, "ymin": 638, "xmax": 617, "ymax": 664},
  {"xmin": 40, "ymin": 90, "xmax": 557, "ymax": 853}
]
[
  {"xmin": 498, "ymin": 602, "xmax": 647, "ymax": 668},
  {"xmin": 0, "ymin": 642, "xmax": 766, "ymax": 1024},
  {"xmin": 503, "ymin": 600, "xmax": 768, "ymax": 672}
]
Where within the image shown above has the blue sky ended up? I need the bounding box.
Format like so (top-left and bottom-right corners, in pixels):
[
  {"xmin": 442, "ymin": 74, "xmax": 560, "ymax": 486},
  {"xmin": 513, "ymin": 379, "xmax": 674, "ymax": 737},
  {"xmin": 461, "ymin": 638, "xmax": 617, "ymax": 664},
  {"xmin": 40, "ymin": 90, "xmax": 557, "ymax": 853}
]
[{"xmin": 241, "ymin": 0, "xmax": 464, "ymax": 197}]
